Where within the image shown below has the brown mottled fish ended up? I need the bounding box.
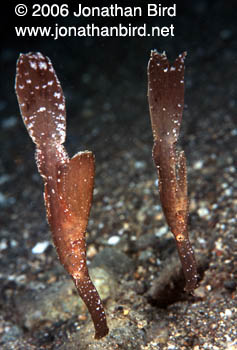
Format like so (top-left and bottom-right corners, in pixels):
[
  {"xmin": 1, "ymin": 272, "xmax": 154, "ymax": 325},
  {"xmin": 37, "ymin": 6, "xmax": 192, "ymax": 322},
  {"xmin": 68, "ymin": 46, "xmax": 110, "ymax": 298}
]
[
  {"xmin": 148, "ymin": 51, "xmax": 198, "ymax": 292},
  {"xmin": 15, "ymin": 52, "xmax": 109, "ymax": 338}
]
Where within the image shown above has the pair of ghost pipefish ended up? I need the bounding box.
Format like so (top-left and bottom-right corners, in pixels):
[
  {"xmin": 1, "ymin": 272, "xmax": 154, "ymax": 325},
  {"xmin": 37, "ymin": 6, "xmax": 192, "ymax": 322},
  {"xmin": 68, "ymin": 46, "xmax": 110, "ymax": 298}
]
[{"xmin": 15, "ymin": 51, "xmax": 198, "ymax": 339}]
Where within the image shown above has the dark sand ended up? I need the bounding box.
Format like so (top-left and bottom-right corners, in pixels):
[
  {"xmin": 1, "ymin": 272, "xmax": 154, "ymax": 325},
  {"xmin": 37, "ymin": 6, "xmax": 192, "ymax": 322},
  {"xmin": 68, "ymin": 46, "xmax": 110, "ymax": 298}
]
[{"xmin": 0, "ymin": 1, "xmax": 236, "ymax": 349}]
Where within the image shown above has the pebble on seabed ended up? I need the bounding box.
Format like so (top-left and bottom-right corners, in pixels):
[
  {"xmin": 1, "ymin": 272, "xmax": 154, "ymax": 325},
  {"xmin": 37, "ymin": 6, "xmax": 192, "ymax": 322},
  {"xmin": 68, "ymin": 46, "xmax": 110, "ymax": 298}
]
[{"xmin": 32, "ymin": 241, "xmax": 50, "ymax": 254}]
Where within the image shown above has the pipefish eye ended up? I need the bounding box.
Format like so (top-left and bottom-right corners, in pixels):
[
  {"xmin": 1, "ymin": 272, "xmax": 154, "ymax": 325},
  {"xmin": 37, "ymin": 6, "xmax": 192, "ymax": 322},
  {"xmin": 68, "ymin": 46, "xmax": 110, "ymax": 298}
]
[{"xmin": 176, "ymin": 233, "xmax": 185, "ymax": 242}]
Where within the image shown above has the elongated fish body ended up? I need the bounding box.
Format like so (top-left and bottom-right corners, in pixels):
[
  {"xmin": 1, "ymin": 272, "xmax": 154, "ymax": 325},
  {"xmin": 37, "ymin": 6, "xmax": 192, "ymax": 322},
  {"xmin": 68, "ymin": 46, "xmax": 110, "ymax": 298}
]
[
  {"xmin": 15, "ymin": 52, "xmax": 109, "ymax": 339},
  {"xmin": 148, "ymin": 51, "xmax": 198, "ymax": 292}
]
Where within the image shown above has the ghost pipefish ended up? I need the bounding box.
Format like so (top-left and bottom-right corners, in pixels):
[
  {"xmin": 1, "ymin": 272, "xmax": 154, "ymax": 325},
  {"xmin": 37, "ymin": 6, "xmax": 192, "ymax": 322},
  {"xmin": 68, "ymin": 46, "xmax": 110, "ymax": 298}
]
[
  {"xmin": 147, "ymin": 51, "xmax": 198, "ymax": 292},
  {"xmin": 15, "ymin": 52, "xmax": 109, "ymax": 339}
]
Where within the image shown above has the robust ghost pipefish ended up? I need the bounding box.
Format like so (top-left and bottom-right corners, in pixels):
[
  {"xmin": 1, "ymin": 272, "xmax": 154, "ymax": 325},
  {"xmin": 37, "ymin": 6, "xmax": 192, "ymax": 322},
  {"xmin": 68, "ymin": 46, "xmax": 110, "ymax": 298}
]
[
  {"xmin": 147, "ymin": 51, "xmax": 198, "ymax": 292},
  {"xmin": 15, "ymin": 52, "xmax": 109, "ymax": 339}
]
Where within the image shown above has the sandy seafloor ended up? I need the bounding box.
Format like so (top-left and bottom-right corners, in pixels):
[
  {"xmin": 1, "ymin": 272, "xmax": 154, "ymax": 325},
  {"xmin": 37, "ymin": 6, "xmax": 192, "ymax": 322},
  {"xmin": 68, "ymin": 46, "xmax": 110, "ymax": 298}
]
[{"xmin": 0, "ymin": 1, "xmax": 237, "ymax": 349}]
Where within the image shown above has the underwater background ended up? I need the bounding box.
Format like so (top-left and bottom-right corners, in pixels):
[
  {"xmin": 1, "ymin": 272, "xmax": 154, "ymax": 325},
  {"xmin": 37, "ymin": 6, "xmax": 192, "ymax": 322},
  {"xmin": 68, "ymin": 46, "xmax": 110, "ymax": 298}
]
[{"xmin": 0, "ymin": 1, "xmax": 236, "ymax": 349}]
